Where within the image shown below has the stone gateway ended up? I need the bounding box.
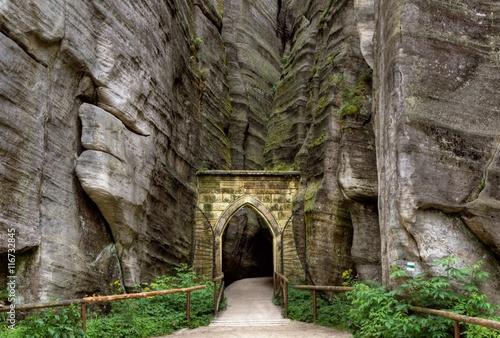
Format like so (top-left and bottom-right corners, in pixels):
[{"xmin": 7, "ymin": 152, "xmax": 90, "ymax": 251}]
[{"xmin": 194, "ymin": 171, "xmax": 303, "ymax": 281}]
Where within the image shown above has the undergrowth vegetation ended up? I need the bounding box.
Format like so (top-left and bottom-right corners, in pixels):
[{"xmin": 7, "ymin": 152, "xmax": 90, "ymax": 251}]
[
  {"xmin": 0, "ymin": 264, "xmax": 218, "ymax": 338},
  {"xmin": 285, "ymin": 258, "xmax": 500, "ymax": 338}
]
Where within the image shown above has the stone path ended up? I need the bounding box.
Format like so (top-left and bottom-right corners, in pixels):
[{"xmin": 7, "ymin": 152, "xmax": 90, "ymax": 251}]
[{"xmin": 157, "ymin": 277, "xmax": 352, "ymax": 338}]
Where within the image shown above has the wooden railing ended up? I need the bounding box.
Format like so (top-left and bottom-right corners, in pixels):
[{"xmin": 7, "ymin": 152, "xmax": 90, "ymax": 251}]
[
  {"xmin": 410, "ymin": 306, "xmax": 500, "ymax": 338},
  {"xmin": 213, "ymin": 273, "xmax": 225, "ymax": 317},
  {"xmin": 293, "ymin": 283, "xmax": 500, "ymax": 336},
  {"xmin": 0, "ymin": 285, "xmax": 206, "ymax": 333},
  {"xmin": 294, "ymin": 285, "xmax": 354, "ymax": 322},
  {"xmin": 273, "ymin": 272, "xmax": 289, "ymax": 318}
]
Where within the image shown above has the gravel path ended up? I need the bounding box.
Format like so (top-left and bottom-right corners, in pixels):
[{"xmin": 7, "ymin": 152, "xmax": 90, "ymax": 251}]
[{"xmin": 156, "ymin": 277, "xmax": 352, "ymax": 338}]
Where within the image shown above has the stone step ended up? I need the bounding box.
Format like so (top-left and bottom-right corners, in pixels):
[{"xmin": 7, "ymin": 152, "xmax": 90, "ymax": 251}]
[{"xmin": 209, "ymin": 319, "xmax": 292, "ymax": 327}]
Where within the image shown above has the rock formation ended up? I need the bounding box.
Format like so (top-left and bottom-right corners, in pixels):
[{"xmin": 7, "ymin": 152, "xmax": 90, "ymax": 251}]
[
  {"xmin": 0, "ymin": 0, "xmax": 499, "ymax": 305},
  {"xmin": 374, "ymin": 0, "xmax": 500, "ymax": 302},
  {"xmin": 0, "ymin": 0, "xmax": 221, "ymax": 301}
]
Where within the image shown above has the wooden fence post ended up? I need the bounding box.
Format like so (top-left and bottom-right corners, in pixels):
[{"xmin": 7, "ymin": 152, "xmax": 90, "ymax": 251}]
[
  {"xmin": 186, "ymin": 291, "xmax": 191, "ymax": 324},
  {"xmin": 312, "ymin": 289, "xmax": 317, "ymax": 323},
  {"xmin": 454, "ymin": 321, "xmax": 460, "ymax": 338},
  {"xmin": 283, "ymin": 279, "xmax": 288, "ymax": 318},
  {"xmin": 213, "ymin": 281, "xmax": 217, "ymax": 313},
  {"xmin": 81, "ymin": 302, "xmax": 86, "ymax": 333}
]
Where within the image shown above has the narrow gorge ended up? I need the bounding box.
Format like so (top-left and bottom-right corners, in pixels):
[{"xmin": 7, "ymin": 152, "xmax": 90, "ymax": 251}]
[{"xmin": 0, "ymin": 0, "xmax": 499, "ymax": 305}]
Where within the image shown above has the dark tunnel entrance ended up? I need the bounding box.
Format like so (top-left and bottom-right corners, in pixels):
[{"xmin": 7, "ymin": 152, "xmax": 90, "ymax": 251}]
[{"xmin": 222, "ymin": 207, "xmax": 274, "ymax": 286}]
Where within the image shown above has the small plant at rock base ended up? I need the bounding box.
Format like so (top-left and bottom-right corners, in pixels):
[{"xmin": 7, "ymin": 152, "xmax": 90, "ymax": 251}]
[
  {"xmin": 347, "ymin": 258, "xmax": 500, "ymax": 338},
  {"xmin": 110, "ymin": 279, "xmax": 124, "ymax": 295},
  {"xmin": 22, "ymin": 304, "xmax": 86, "ymax": 338},
  {"xmin": 341, "ymin": 269, "xmax": 357, "ymax": 286},
  {"xmin": 190, "ymin": 37, "xmax": 203, "ymax": 62}
]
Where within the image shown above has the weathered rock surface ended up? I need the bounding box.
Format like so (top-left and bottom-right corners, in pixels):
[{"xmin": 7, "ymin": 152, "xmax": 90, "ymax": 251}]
[
  {"xmin": 375, "ymin": 0, "xmax": 500, "ymax": 303},
  {"xmin": 0, "ymin": 0, "xmax": 229, "ymax": 300},
  {"xmin": 1, "ymin": 0, "xmax": 499, "ymax": 305},
  {"xmin": 76, "ymin": 103, "xmax": 155, "ymax": 286},
  {"xmin": 265, "ymin": 0, "xmax": 380, "ymax": 285},
  {"xmin": 223, "ymin": 0, "xmax": 281, "ymax": 169},
  {"xmin": 354, "ymin": 0, "xmax": 375, "ymax": 68}
]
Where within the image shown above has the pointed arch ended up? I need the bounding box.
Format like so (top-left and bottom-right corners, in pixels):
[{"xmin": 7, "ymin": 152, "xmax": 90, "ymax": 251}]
[
  {"xmin": 213, "ymin": 195, "xmax": 282, "ymax": 276},
  {"xmin": 193, "ymin": 170, "xmax": 302, "ymax": 279},
  {"xmin": 214, "ymin": 195, "xmax": 280, "ymax": 237}
]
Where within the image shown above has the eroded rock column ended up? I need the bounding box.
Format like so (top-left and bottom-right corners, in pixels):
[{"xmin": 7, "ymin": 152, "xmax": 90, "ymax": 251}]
[{"xmin": 374, "ymin": 0, "xmax": 500, "ymax": 302}]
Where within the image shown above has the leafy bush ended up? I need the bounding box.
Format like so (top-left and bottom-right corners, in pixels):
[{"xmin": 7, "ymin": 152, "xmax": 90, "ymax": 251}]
[
  {"xmin": 285, "ymin": 258, "xmax": 499, "ymax": 338},
  {"xmin": 347, "ymin": 258, "xmax": 500, "ymax": 338},
  {"xmin": 0, "ymin": 265, "xmax": 215, "ymax": 338},
  {"xmin": 87, "ymin": 264, "xmax": 215, "ymax": 338},
  {"xmin": 316, "ymin": 292, "xmax": 351, "ymax": 329},
  {"xmin": 286, "ymin": 288, "xmax": 317, "ymax": 322},
  {"xmin": 347, "ymin": 281, "xmax": 452, "ymax": 338},
  {"xmin": 286, "ymin": 288, "xmax": 350, "ymax": 329},
  {"xmin": 4, "ymin": 304, "xmax": 86, "ymax": 338}
]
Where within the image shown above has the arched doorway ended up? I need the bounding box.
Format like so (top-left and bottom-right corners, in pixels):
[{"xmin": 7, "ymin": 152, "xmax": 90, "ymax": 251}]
[
  {"xmin": 213, "ymin": 196, "xmax": 282, "ymax": 278},
  {"xmin": 222, "ymin": 207, "xmax": 274, "ymax": 285}
]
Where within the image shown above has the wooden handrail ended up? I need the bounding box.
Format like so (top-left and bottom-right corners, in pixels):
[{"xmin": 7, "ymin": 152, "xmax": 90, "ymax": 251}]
[
  {"xmin": 294, "ymin": 285, "xmax": 354, "ymax": 292},
  {"xmin": 82, "ymin": 285, "xmax": 206, "ymax": 303},
  {"xmin": 1, "ymin": 284, "xmax": 207, "ymax": 332},
  {"xmin": 293, "ymin": 284, "xmax": 354, "ymax": 322},
  {"xmin": 410, "ymin": 306, "xmax": 500, "ymax": 331},
  {"xmin": 273, "ymin": 272, "xmax": 289, "ymax": 318},
  {"xmin": 213, "ymin": 273, "xmax": 225, "ymax": 316},
  {"xmin": 213, "ymin": 273, "xmax": 224, "ymax": 283},
  {"xmin": 293, "ymin": 283, "xmax": 500, "ymax": 335}
]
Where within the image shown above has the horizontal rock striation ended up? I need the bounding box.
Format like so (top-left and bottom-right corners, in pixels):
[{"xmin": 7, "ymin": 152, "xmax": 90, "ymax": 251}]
[
  {"xmin": 0, "ymin": 0, "xmax": 231, "ymax": 300},
  {"xmin": 1, "ymin": 0, "xmax": 499, "ymax": 305},
  {"xmin": 375, "ymin": 0, "xmax": 500, "ymax": 303},
  {"xmin": 266, "ymin": 0, "xmax": 380, "ymax": 285}
]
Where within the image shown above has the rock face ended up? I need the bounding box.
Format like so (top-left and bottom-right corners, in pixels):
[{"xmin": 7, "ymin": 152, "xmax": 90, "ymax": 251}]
[
  {"xmin": 223, "ymin": 0, "xmax": 281, "ymax": 169},
  {"xmin": 0, "ymin": 0, "xmax": 499, "ymax": 304},
  {"xmin": 0, "ymin": 0, "xmax": 229, "ymax": 301},
  {"xmin": 374, "ymin": 0, "xmax": 500, "ymax": 302},
  {"xmin": 265, "ymin": 0, "xmax": 380, "ymax": 285}
]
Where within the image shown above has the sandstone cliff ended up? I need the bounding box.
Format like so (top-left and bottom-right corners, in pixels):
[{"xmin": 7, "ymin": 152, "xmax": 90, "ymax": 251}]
[{"xmin": 0, "ymin": 0, "xmax": 499, "ymax": 304}]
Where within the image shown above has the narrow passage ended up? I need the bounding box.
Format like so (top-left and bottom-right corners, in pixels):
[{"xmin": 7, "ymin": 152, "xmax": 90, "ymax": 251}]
[{"xmin": 161, "ymin": 277, "xmax": 353, "ymax": 338}]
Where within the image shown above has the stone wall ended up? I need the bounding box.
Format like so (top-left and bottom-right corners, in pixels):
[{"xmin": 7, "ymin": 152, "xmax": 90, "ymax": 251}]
[{"xmin": 194, "ymin": 171, "xmax": 303, "ymax": 280}]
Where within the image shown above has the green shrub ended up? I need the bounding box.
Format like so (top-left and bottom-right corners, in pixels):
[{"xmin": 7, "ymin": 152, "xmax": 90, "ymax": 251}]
[
  {"xmin": 316, "ymin": 293, "xmax": 351, "ymax": 329},
  {"xmin": 286, "ymin": 258, "xmax": 499, "ymax": 338},
  {"xmin": 17, "ymin": 304, "xmax": 85, "ymax": 338},
  {"xmin": 347, "ymin": 258, "xmax": 500, "ymax": 338},
  {"xmin": 0, "ymin": 264, "xmax": 215, "ymax": 338},
  {"xmin": 286, "ymin": 288, "xmax": 315, "ymax": 322},
  {"xmin": 88, "ymin": 264, "xmax": 214, "ymax": 338},
  {"xmin": 347, "ymin": 281, "xmax": 452, "ymax": 338},
  {"xmin": 286, "ymin": 287, "xmax": 351, "ymax": 330}
]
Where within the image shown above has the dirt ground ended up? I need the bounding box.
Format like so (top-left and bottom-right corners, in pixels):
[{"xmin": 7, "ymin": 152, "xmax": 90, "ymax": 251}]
[
  {"xmin": 155, "ymin": 277, "xmax": 352, "ymax": 338},
  {"xmin": 165, "ymin": 321, "xmax": 353, "ymax": 338}
]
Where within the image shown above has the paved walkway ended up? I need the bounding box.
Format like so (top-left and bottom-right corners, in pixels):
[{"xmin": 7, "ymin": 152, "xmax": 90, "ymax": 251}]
[{"xmin": 158, "ymin": 277, "xmax": 352, "ymax": 338}]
